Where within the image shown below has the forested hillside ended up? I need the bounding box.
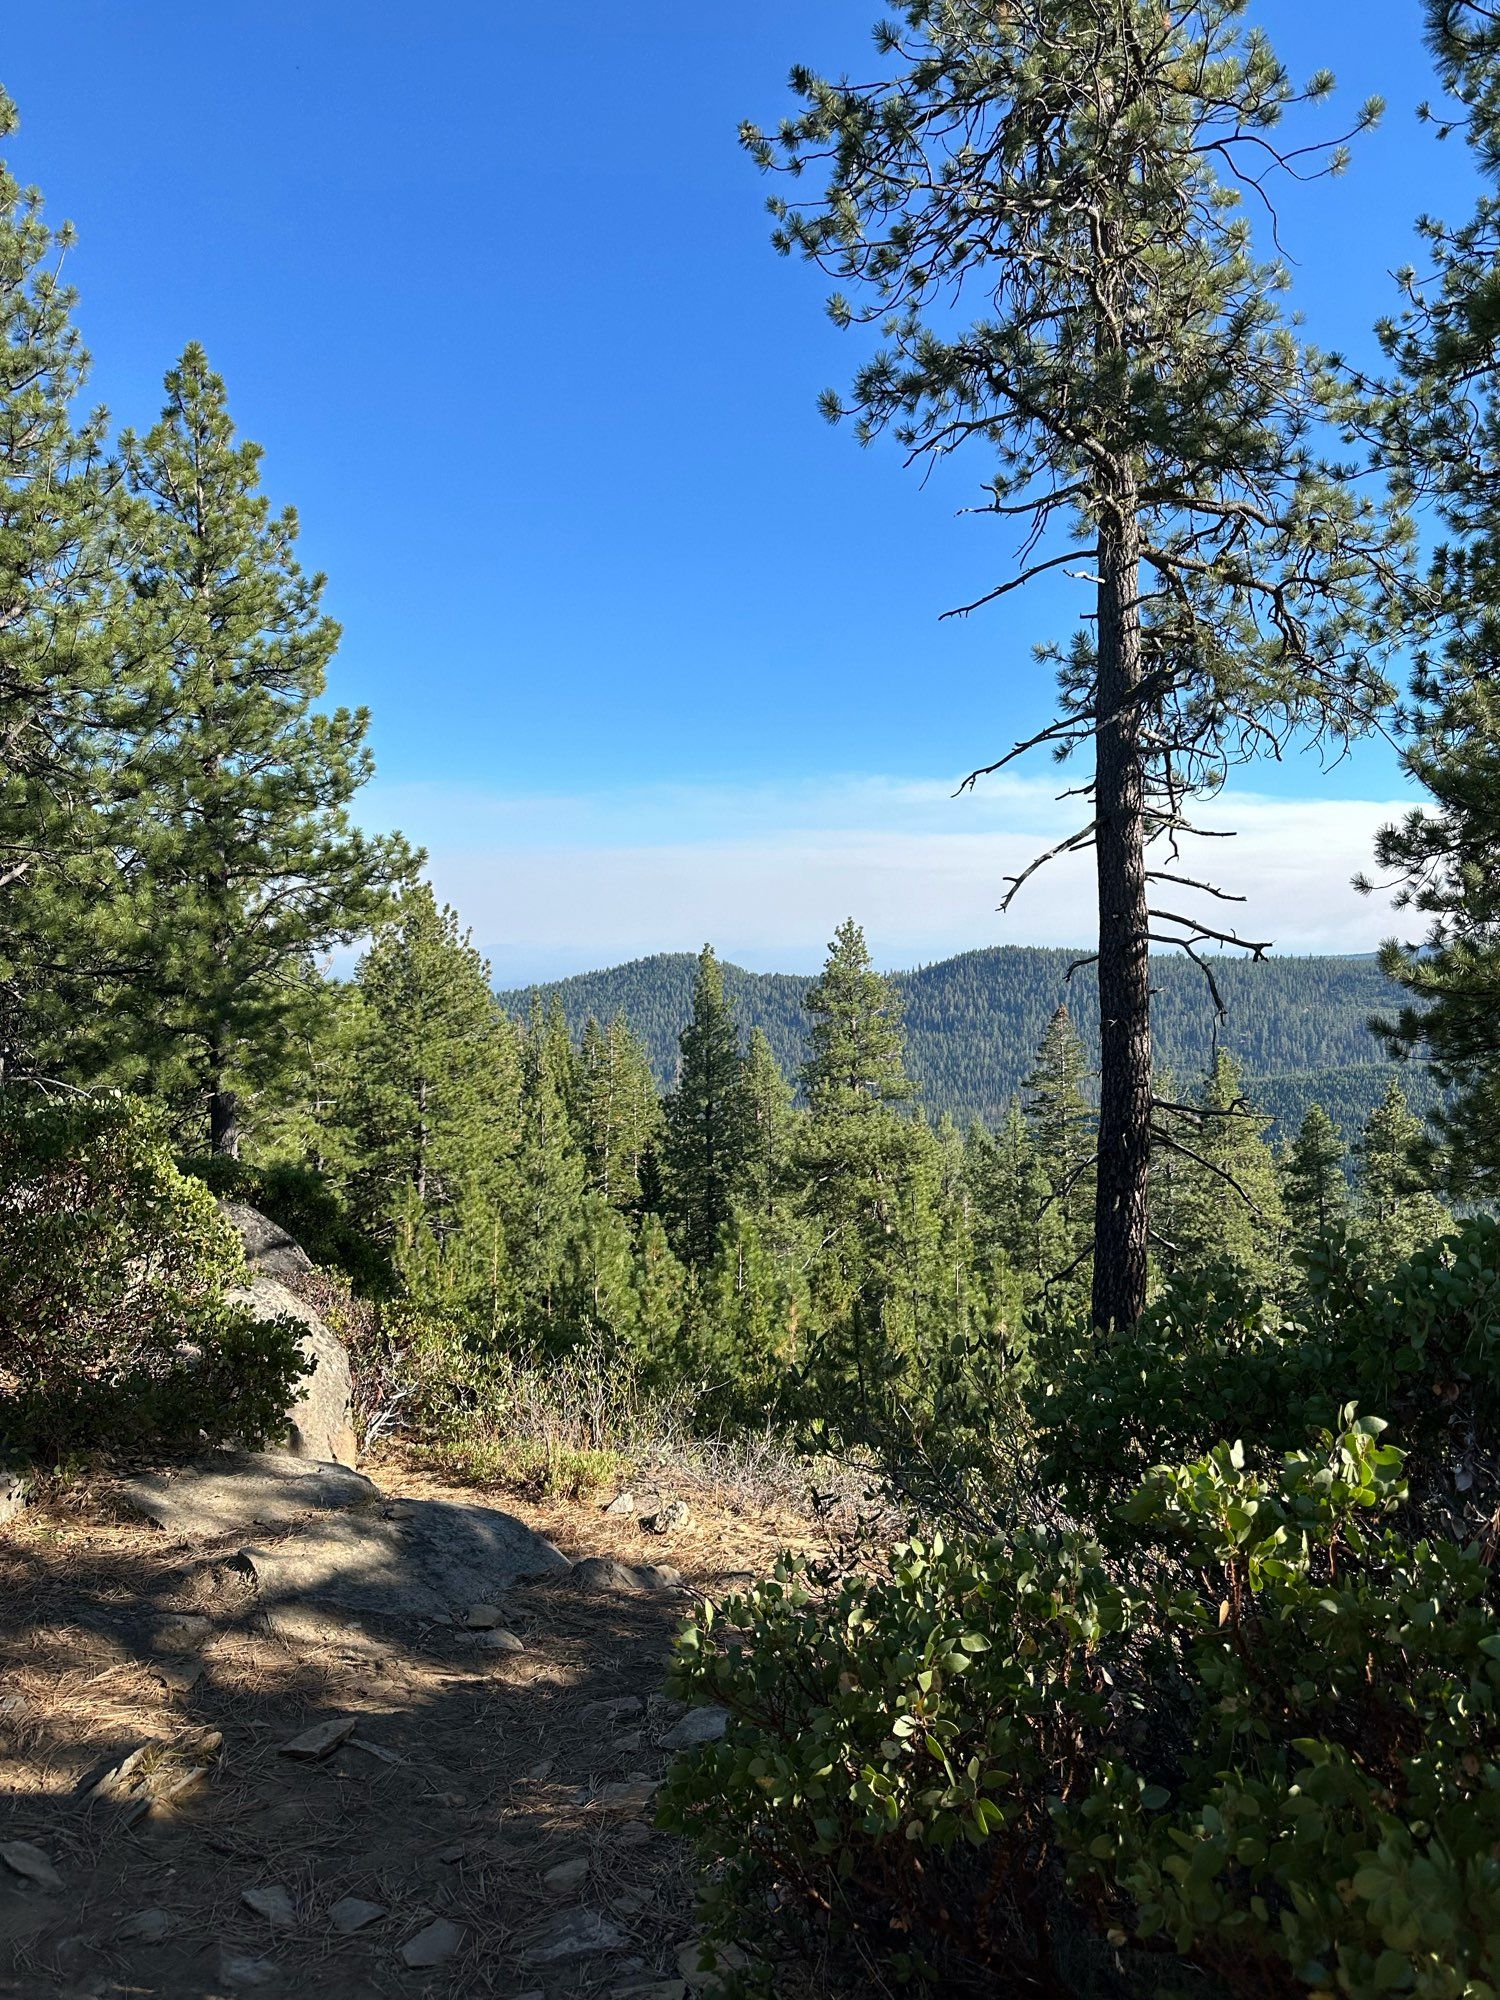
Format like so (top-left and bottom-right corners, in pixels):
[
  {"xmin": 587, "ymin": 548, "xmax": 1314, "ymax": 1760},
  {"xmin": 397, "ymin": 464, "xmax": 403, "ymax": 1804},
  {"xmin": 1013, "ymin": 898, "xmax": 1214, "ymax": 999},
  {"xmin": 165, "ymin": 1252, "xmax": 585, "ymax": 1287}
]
[{"xmin": 500, "ymin": 946, "xmax": 1432, "ymax": 1137}]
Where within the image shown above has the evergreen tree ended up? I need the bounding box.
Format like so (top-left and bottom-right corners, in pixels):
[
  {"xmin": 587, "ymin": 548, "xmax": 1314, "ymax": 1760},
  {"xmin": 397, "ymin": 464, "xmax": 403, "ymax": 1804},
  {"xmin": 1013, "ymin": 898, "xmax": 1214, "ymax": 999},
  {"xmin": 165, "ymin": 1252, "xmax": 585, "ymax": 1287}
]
[
  {"xmin": 743, "ymin": 1026, "xmax": 794, "ymax": 1222},
  {"xmin": 746, "ymin": 3, "xmax": 1403, "ymax": 1329},
  {"xmin": 556, "ymin": 1193, "xmax": 639, "ymax": 1350},
  {"xmin": 690, "ymin": 1207, "xmax": 806, "ymax": 1419},
  {"xmin": 1020, "ymin": 1005, "xmax": 1095, "ymax": 1296},
  {"xmin": 1171, "ymin": 1051, "xmax": 1284, "ymax": 1289},
  {"xmin": 508, "ymin": 997, "xmax": 587, "ymax": 1333},
  {"xmin": 630, "ymin": 1211, "xmax": 688, "ymax": 1371},
  {"xmin": 0, "ymin": 92, "xmax": 116, "ymax": 1075},
  {"xmin": 967, "ymin": 1104, "xmax": 1046, "ymax": 1286},
  {"xmin": 1360, "ymin": 3, "xmax": 1500, "ymax": 1202},
  {"xmin": 99, "ymin": 345, "xmax": 415, "ymax": 1152},
  {"xmin": 575, "ymin": 1014, "xmax": 660, "ymax": 1210},
  {"xmin": 1280, "ymin": 1104, "xmax": 1350, "ymax": 1268},
  {"xmin": 1353, "ymin": 1079, "xmax": 1452, "ymax": 1278},
  {"xmin": 661, "ymin": 946, "xmax": 752, "ymax": 1266},
  {"xmin": 346, "ymin": 885, "xmax": 517, "ymax": 1261},
  {"xmin": 799, "ymin": 922, "xmax": 944, "ymax": 1404},
  {"xmin": 801, "ymin": 919, "xmax": 912, "ymax": 1118}
]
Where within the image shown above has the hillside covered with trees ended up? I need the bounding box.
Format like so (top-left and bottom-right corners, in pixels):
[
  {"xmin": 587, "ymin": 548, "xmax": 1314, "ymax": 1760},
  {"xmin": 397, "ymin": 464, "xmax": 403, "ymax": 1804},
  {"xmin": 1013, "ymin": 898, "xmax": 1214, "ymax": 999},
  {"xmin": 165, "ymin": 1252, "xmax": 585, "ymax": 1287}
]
[{"xmin": 499, "ymin": 946, "xmax": 1435, "ymax": 1139}]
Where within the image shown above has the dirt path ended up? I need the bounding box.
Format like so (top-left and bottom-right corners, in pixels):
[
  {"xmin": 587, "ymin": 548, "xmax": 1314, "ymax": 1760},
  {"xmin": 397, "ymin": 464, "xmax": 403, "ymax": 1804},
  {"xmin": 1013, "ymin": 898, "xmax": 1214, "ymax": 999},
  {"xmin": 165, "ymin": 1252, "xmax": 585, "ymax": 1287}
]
[{"xmin": 0, "ymin": 1452, "xmax": 807, "ymax": 2000}]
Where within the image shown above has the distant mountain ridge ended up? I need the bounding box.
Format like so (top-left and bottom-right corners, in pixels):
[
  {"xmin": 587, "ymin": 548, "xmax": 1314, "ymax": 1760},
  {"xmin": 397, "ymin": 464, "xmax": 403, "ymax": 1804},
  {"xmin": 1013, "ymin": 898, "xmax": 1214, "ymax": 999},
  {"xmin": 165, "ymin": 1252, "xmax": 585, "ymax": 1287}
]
[{"xmin": 497, "ymin": 945, "xmax": 1434, "ymax": 1141}]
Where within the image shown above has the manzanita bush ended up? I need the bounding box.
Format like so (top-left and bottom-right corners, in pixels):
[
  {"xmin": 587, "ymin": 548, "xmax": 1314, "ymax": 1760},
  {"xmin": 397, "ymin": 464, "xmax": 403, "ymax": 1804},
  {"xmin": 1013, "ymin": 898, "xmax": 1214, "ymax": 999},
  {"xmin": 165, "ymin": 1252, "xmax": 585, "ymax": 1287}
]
[{"xmin": 661, "ymin": 1410, "xmax": 1500, "ymax": 1997}]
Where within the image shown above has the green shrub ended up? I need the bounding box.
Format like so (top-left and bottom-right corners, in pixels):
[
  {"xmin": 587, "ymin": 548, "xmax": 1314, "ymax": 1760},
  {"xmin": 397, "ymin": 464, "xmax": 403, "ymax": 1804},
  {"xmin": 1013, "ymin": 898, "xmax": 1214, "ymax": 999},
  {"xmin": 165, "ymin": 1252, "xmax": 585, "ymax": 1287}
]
[
  {"xmin": 1071, "ymin": 1418, "xmax": 1500, "ymax": 2000},
  {"xmin": 662, "ymin": 1418, "xmax": 1500, "ymax": 1999},
  {"xmin": 1033, "ymin": 1220, "xmax": 1500, "ymax": 1527},
  {"xmin": 0, "ymin": 1093, "xmax": 307, "ymax": 1461},
  {"xmin": 659, "ymin": 1529, "xmax": 1137, "ymax": 1993}
]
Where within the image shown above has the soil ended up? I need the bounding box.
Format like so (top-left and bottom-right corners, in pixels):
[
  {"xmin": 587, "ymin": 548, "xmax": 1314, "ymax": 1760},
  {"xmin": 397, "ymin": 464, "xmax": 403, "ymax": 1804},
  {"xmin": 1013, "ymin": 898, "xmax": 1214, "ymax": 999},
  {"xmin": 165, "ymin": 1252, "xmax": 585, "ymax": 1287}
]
[{"xmin": 0, "ymin": 1449, "xmax": 817, "ymax": 2000}]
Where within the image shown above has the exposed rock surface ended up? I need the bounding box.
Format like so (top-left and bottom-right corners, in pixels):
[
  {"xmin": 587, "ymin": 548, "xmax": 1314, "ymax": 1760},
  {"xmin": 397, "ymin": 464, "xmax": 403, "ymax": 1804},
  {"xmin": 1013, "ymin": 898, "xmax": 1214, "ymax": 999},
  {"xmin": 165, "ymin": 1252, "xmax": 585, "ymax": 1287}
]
[
  {"xmin": 118, "ymin": 1450, "xmax": 571, "ymax": 1621},
  {"xmin": 220, "ymin": 1201, "xmax": 356, "ymax": 1466},
  {"xmin": 0, "ymin": 1459, "xmax": 32, "ymax": 1529}
]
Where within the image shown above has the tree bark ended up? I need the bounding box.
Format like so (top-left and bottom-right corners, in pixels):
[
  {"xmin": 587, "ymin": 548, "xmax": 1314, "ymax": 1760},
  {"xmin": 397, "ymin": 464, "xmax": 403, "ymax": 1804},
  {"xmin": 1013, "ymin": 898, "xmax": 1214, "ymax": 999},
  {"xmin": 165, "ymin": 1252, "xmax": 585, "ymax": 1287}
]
[
  {"xmin": 209, "ymin": 1081, "xmax": 240, "ymax": 1159},
  {"xmin": 1091, "ymin": 473, "xmax": 1151, "ymax": 1331}
]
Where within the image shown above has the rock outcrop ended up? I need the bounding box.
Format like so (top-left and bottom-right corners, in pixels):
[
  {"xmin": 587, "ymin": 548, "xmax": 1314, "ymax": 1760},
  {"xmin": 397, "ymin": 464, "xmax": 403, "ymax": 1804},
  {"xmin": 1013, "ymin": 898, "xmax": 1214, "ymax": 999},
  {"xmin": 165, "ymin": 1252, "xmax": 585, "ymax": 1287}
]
[
  {"xmin": 118, "ymin": 1449, "xmax": 571, "ymax": 1620},
  {"xmin": 220, "ymin": 1201, "xmax": 357, "ymax": 1468}
]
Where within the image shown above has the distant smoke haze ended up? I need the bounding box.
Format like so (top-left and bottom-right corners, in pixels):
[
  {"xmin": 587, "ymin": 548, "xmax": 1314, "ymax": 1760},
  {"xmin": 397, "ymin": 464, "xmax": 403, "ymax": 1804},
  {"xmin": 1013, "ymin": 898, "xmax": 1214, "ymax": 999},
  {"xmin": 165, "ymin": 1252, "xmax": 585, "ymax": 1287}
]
[{"xmin": 358, "ymin": 772, "xmax": 1421, "ymax": 986}]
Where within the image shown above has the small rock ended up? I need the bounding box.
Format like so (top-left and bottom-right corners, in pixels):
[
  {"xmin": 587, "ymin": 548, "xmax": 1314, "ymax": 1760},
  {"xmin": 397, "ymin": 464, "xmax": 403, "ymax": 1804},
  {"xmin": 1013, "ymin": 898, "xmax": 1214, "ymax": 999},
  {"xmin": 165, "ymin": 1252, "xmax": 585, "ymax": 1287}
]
[
  {"xmin": 151, "ymin": 1658, "xmax": 204, "ymax": 1695},
  {"xmin": 571, "ymin": 1556, "xmax": 641, "ymax": 1595},
  {"xmin": 636, "ymin": 1564, "xmax": 683, "ymax": 1593},
  {"xmin": 541, "ymin": 1856, "xmax": 589, "ymax": 1894},
  {"xmin": 614, "ymin": 1821, "xmax": 654, "ymax": 1849},
  {"xmin": 641, "ymin": 1499, "xmax": 691, "ymax": 1537},
  {"xmin": 279, "ymin": 1716, "xmax": 357, "ymax": 1761},
  {"xmin": 518, "ymin": 1907, "xmax": 628, "ymax": 1965},
  {"xmin": 241, "ymin": 1884, "xmax": 296, "ymax": 1927},
  {"xmin": 148, "ymin": 1612, "xmax": 213, "ymax": 1653},
  {"xmin": 602, "ymin": 1490, "xmax": 635, "ymax": 1516},
  {"xmin": 463, "ymin": 1604, "xmax": 505, "ymax": 1630},
  {"xmin": 347, "ymin": 1735, "xmax": 406, "ymax": 1766},
  {"xmin": 328, "ymin": 1895, "xmax": 386, "ymax": 1935},
  {"xmin": 526, "ymin": 1758, "xmax": 554, "ymax": 1781},
  {"xmin": 401, "ymin": 1916, "xmax": 465, "ymax": 1968},
  {"xmin": 117, "ymin": 1908, "xmax": 175, "ymax": 1943},
  {"xmin": 0, "ymin": 1840, "xmax": 61, "ymax": 1891},
  {"xmin": 53, "ymin": 1932, "xmax": 94, "ymax": 1975},
  {"xmin": 434, "ymin": 1841, "xmax": 468, "ymax": 1864},
  {"xmin": 476, "ymin": 1628, "xmax": 525, "ymax": 1653},
  {"xmin": 219, "ymin": 1951, "xmax": 281, "ymax": 1989},
  {"xmin": 614, "ymin": 1730, "xmax": 645, "ymax": 1754},
  {"xmin": 595, "ymin": 1779, "xmax": 658, "ymax": 1812},
  {"xmin": 660, "ymin": 1707, "xmax": 729, "ymax": 1751},
  {"xmin": 0, "ymin": 1458, "xmax": 33, "ymax": 1526},
  {"xmin": 582, "ymin": 1695, "xmax": 642, "ymax": 1724}
]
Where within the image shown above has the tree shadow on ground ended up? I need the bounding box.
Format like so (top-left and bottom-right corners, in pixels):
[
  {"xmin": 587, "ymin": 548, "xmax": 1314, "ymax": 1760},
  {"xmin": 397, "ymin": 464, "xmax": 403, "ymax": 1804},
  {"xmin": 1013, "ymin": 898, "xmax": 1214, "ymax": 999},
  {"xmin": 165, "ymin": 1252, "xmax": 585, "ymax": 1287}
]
[{"xmin": 0, "ymin": 1464, "xmax": 719, "ymax": 2000}]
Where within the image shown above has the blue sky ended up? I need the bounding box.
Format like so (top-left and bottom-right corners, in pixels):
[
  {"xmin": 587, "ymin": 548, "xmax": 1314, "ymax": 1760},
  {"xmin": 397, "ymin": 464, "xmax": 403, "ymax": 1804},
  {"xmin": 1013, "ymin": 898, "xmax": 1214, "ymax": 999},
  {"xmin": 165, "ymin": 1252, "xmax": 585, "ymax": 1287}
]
[{"xmin": 3, "ymin": 3, "xmax": 1480, "ymax": 978}]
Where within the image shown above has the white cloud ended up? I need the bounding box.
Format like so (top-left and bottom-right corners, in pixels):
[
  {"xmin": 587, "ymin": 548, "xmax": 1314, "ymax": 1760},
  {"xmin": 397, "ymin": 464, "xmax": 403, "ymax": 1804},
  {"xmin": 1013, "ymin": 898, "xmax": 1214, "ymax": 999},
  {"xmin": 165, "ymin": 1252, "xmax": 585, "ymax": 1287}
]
[{"xmin": 358, "ymin": 773, "xmax": 1421, "ymax": 983}]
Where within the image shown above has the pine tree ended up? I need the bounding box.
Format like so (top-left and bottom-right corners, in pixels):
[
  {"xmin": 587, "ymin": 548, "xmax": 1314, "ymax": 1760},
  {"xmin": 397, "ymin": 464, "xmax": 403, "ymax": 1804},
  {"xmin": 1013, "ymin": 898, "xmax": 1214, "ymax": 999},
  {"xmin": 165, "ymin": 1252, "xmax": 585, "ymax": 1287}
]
[
  {"xmin": 508, "ymin": 997, "xmax": 587, "ymax": 1333},
  {"xmin": 346, "ymin": 885, "xmax": 517, "ymax": 1263},
  {"xmin": 576, "ymin": 1014, "xmax": 660, "ymax": 1210},
  {"xmin": 802, "ymin": 919, "xmax": 912, "ymax": 1119},
  {"xmin": 1280, "ymin": 1104, "xmax": 1350, "ymax": 1268},
  {"xmin": 99, "ymin": 345, "xmax": 415, "ymax": 1152},
  {"xmin": 630, "ymin": 1211, "xmax": 688, "ymax": 1371},
  {"xmin": 799, "ymin": 921, "xmax": 944, "ymax": 1401},
  {"xmin": 683, "ymin": 1204, "xmax": 810, "ymax": 1418},
  {"xmin": 1359, "ymin": 4, "xmax": 1500, "ymax": 1202},
  {"xmin": 556, "ymin": 1194, "xmax": 639, "ymax": 1351},
  {"xmin": 746, "ymin": 4, "xmax": 1404, "ymax": 1329},
  {"xmin": 1171, "ymin": 1051, "xmax": 1285, "ymax": 1289},
  {"xmin": 0, "ymin": 91, "xmax": 116, "ymax": 1075},
  {"xmin": 743, "ymin": 1026, "xmax": 794, "ymax": 1221},
  {"xmin": 661, "ymin": 946, "xmax": 752, "ymax": 1266},
  {"xmin": 1353, "ymin": 1079, "xmax": 1452, "ymax": 1278},
  {"xmin": 1020, "ymin": 1005, "xmax": 1095, "ymax": 1295}
]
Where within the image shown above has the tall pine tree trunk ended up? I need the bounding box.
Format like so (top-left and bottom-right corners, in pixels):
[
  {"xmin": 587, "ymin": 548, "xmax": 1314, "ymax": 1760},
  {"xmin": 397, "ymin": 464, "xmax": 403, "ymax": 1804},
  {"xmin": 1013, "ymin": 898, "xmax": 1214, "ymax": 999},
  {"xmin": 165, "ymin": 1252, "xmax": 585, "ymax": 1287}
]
[
  {"xmin": 1091, "ymin": 474, "xmax": 1151, "ymax": 1331},
  {"xmin": 208, "ymin": 1061, "xmax": 241, "ymax": 1159}
]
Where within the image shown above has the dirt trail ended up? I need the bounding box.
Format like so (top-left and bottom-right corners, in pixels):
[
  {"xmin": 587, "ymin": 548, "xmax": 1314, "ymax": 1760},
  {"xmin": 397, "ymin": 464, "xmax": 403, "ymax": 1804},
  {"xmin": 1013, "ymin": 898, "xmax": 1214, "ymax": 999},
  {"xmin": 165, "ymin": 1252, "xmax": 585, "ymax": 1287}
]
[{"xmin": 0, "ymin": 1451, "xmax": 807, "ymax": 2000}]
